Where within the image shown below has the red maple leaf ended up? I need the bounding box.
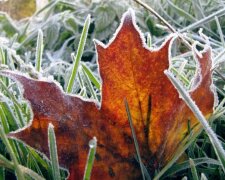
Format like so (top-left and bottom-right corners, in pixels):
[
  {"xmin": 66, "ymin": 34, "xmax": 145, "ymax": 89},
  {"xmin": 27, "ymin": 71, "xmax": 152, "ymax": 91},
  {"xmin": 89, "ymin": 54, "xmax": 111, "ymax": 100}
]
[{"xmin": 1, "ymin": 9, "xmax": 215, "ymax": 179}]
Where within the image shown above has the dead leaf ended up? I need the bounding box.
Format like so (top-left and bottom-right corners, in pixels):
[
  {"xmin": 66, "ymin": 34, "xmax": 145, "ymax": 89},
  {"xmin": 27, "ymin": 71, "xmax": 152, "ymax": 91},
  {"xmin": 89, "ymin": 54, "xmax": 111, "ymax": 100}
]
[
  {"xmin": 0, "ymin": 0, "xmax": 36, "ymax": 20},
  {"xmin": 1, "ymin": 9, "xmax": 215, "ymax": 179}
]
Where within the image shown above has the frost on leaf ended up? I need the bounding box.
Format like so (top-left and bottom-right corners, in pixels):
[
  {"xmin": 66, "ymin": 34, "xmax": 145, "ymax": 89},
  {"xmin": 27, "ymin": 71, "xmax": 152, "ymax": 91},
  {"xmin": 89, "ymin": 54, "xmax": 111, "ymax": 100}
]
[{"xmin": 1, "ymin": 9, "xmax": 215, "ymax": 179}]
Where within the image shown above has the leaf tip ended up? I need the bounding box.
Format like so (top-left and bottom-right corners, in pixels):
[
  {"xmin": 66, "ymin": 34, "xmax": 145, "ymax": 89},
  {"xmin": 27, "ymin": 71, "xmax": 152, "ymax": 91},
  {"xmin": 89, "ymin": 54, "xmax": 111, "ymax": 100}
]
[
  {"xmin": 85, "ymin": 14, "xmax": 91, "ymax": 28},
  {"xmin": 94, "ymin": 39, "xmax": 106, "ymax": 51},
  {"xmin": 0, "ymin": 70, "xmax": 28, "ymax": 83},
  {"xmin": 48, "ymin": 123, "xmax": 54, "ymax": 130},
  {"xmin": 7, "ymin": 129, "xmax": 25, "ymax": 142},
  {"xmin": 123, "ymin": 8, "xmax": 135, "ymax": 24},
  {"xmin": 89, "ymin": 136, "xmax": 97, "ymax": 148}
]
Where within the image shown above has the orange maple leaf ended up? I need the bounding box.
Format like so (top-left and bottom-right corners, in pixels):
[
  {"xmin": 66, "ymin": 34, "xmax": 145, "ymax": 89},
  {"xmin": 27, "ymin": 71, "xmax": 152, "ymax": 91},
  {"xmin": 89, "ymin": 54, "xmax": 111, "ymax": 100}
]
[{"xmin": 1, "ymin": 9, "xmax": 215, "ymax": 179}]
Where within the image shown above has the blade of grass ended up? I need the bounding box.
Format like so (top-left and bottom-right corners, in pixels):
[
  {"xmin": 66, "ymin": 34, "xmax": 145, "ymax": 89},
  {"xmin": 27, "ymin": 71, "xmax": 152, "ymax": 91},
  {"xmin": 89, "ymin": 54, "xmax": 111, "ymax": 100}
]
[
  {"xmin": 0, "ymin": 167, "xmax": 5, "ymax": 179},
  {"xmin": 133, "ymin": 0, "xmax": 176, "ymax": 32},
  {"xmin": 48, "ymin": 123, "xmax": 61, "ymax": 180},
  {"xmin": 0, "ymin": 126, "xmax": 24, "ymax": 179},
  {"xmin": 34, "ymin": 0, "xmax": 60, "ymax": 17},
  {"xmin": 81, "ymin": 63, "xmax": 100, "ymax": 90},
  {"xmin": 66, "ymin": 15, "xmax": 90, "ymax": 93},
  {"xmin": 166, "ymin": 0, "xmax": 196, "ymax": 22},
  {"xmin": 77, "ymin": 71, "xmax": 88, "ymax": 97},
  {"xmin": 170, "ymin": 67, "xmax": 190, "ymax": 86},
  {"xmin": 0, "ymin": 106, "xmax": 10, "ymax": 133},
  {"xmin": 162, "ymin": 157, "xmax": 220, "ymax": 178},
  {"xmin": 0, "ymin": 154, "xmax": 14, "ymax": 169},
  {"xmin": 124, "ymin": 99, "xmax": 146, "ymax": 180},
  {"xmin": 179, "ymin": 7, "xmax": 225, "ymax": 33},
  {"xmin": 200, "ymin": 173, "xmax": 208, "ymax": 180},
  {"xmin": 165, "ymin": 70, "xmax": 225, "ymax": 173},
  {"xmin": 214, "ymin": 16, "xmax": 225, "ymax": 47},
  {"xmin": 83, "ymin": 137, "xmax": 97, "ymax": 180},
  {"xmin": 29, "ymin": 148, "xmax": 49, "ymax": 170},
  {"xmin": 1, "ymin": 102, "xmax": 19, "ymax": 130},
  {"xmin": 0, "ymin": 154, "xmax": 44, "ymax": 180},
  {"xmin": 189, "ymin": 158, "xmax": 199, "ymax": 180},
  {"xmin": 133, "ymin": 0, "xmax": 192, "ymax": 49},
  {"xmin": 212, "ymin": 106, "xmax": 225, "ymax": 120},
  {"xmin": 26, "ymin": 153, "xmax": 44, "ymax": 178},
  {"xmin": 13, "ymin": 105, "xmax": 25, "ymax": 128},
  {"xmin": 35, "ymin": 29, "xmax": 44, "ymax": 72},
  {"xmin": 214, "ymin": 97, "xmax": 225, "ymax": 114},
  {"xmin": 21, "ymin": 165, "xmax": 45, "ymax": 180},
  {"xmin": 0, "ymin": 46, "xmax": 5, "ymax": 64},
  {"xmin": 147, "ymin": 33, "xmax": 152, "ymax": 47},
  {"xmin": 81, "ymin": 68, "xmax": 98, "ymax": 101},
  {"xmin": 154, "ymin": 117, "xmax": 215, "ymax": 179},
  {"xmin": 0, "ymin": 80, "xmax": 28, "ymax": 126},
  {"xmin": 79, "ymin": 88, "xmax": 87, "ymax": 97},
  {"xmin": 78, "ymin": 71, "xmax": 84, "ymax": 89},
  {"xmin": 0, "ymin": 79, "xmax": 25, "ymax": 114}
]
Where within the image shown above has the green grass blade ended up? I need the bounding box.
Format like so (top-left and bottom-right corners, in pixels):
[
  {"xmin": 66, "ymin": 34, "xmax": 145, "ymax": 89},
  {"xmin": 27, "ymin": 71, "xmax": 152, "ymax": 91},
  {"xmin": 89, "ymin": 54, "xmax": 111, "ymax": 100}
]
[
  {"xmin": 165, "ymin": 70, "xmax": 225, "ymax": 173},
  {"xmin": 0, "ymin": 154, "xmax": 44, "ymax": 180},
  {"xmin": 34, "ymin": 0, "xmax": 60, "ymax": 17},
  {"xmin": 0, "ymin": 46, "xmax": 5, "ymax": 64},
  {"xmin": 0, "ymin": 168, "xmax": 5, "ymax": 179},
  {"xmin": 0, "ymin": 79, "xmax": 27, "ymax": 127},
  {"xmin": 48, "ymin": 123, "xmax": 61, "ymax": 180},
  {"xmin": 179, "ymin": 7, "xmax": 225, "ymax": 33},
  {"xmin": 166, "ymin": 0, "xmax": 196, "ymax": 22},
  {"xmin": 189, "ymin": 158, "xmax": 199, "ymax": 180},
  {"xmin": 0, "ymin": 126, "xmax": 24, "ymax": 179},
  {"xmin": 81, "ymin": 68, "xmax": 98, "ymax": 101},
  {"xmin": 124, "ymin": 99, "xmax": 146, "ymax": 180},
  {"xmin": 81, "ymin": 63, "xmax": 100, "ymax": 90},
  {"xmin": 66, "ymin": 15, "xmax": 90, "ymax": 93},
  {"xmin": 0, "ymin": 154, "xmax": 14, "ymax": 169},
  {"xmin": 26, "ymin": 153, "xmax": 43, "ymax": 178},
  {"xmin": 29, "ymin": 148, "xmax": 49, "ymax": 170},
  {"xmin": 78, "ymin": 71, "xmax": 84, "ymax": 89},
  {"xmin": 147, "ymin": 33, "xmax": 152, "ymax": 47},
  {"xmin": 0, "ymin": 106, "xmax": 10, "ymax": 133},
  {"xmin": 200, "ymin": 173, "xmax": 208, "ymax": 180},
  {"xmin": 83, "ymin": 137, "xmax": 97, "ymax": 180},
  {"xmin": 13, "ymin": 105, "xmax": 25, "ymax": 128},
  {"xmin": 20, "ymin": 165, "xmax": 45, "ymax": 180},
  {"xmin": 0, "ymin": 80, "xmax": 25, "ymax": 113},
  {"xmin": 35, "ymin": 29, "xmax": 44, "ymax": 72},
  {"xmin": 170, "ymin": 67, "xmax": 190, "ymax": 86},
  {"xmin": 214, "ymin": 16, "xmax": 225, "ymax": 47},
  {"xmin": 1, "ymin": 102, "xmax": 19, "ymax": 130},
  {"xmin": 162, "ymin": 158, "xmax": 220, "ymax": 178}
]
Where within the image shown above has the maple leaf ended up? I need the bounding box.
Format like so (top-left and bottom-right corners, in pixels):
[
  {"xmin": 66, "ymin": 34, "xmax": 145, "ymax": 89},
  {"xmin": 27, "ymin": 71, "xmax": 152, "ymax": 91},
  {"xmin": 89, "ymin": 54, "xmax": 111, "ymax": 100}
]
[{"xmin": 1, "ymin": 9, "xmax": 215, "ymax": 179}]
